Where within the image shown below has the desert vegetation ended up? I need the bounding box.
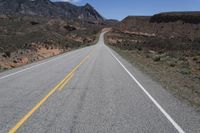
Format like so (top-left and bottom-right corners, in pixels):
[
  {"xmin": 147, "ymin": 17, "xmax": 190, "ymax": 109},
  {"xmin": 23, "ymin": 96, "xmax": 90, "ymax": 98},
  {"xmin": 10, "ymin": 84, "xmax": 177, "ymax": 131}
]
[
  {"xmin": 0, "ymin": 15, "xmax": 101, "ymax": 71},
  {"xmin": 105, "ymin": 12, "xmax": 200, "ymax": 110}
]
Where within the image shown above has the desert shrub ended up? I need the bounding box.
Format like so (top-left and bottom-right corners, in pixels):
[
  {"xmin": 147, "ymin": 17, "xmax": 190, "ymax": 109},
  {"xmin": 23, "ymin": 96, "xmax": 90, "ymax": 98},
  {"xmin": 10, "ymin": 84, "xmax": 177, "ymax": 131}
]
[
  {"xmin": 4, "ymin": 51, "xmax": 11, "ymax": 57},
  {"xmin": 152, "ymin": 55, "xmax": 161, "ymax": 62},
  {"xmin": 146, "ymin": 54, "xmax": 150, "ymax": 58},
  {"xmin": 167, "ymin": 60, "xmax": 176, "ymax": 67},
  {"xmin": 135, "ymin": 45, "xmax": 142, "ymax": 51},
  {"xmin": 64, "ymin": 25, "xmax": 76, "ymax": 31},
  {"xmin": 180, "ymin": 68, "xmax": 191, "ymax": 75},
  {"xmin": 30, "ymin": 21, "xmax": 39, "ymax": 25}
]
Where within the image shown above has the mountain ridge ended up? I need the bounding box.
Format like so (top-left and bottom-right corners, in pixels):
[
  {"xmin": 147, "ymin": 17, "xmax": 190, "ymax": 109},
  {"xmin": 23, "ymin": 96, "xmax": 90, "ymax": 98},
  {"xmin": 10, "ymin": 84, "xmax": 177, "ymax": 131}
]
[{"xmin": 0, "ymin": 0, "xmax": 105, "ymax": 23}]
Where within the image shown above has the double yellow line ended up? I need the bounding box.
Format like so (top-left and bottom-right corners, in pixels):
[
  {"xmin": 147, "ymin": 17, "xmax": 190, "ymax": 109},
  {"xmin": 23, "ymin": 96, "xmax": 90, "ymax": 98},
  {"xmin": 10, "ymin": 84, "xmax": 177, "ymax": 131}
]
[
  {"xmin": 58, "ymin": 73, "xmax": 74, "ymax": 91},
  {"xmin": 9, "ymin": 49, "xmax": 93, "ymax": 133}
]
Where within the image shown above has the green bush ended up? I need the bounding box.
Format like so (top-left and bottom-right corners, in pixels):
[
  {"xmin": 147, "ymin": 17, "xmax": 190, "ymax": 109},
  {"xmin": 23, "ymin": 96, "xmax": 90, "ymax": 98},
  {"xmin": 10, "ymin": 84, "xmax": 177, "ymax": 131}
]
[
  {"xmin": 180, "ymin": 68, "xmax": 191, "ymax": 75},
  {"xmin": 152, "ymin": 55, "xmax": 161, "ymax": 62}
]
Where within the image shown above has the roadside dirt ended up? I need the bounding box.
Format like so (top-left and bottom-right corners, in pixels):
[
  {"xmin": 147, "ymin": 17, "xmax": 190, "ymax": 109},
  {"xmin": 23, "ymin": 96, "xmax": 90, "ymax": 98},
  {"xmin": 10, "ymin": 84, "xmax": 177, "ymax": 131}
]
[
  {"xmin": 105, "ymin": 33, "xmax": 200, "ymax": 111},
  {"xmin": 0, "ymin": 45, "xmax": 64, "ymax": 70}
]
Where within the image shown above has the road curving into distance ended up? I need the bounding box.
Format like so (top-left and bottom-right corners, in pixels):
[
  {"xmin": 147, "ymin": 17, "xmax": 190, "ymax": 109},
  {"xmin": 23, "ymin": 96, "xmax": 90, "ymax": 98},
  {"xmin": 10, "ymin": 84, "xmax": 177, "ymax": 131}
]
[{"xmin": 0, "ymin": 33, "xmax": 200, "ymax": 133}]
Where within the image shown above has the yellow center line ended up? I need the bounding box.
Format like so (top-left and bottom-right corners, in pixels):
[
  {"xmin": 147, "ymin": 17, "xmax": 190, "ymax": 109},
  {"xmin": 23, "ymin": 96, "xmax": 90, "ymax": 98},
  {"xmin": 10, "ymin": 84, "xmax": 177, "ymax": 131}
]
[
  {"xmin": 8, "ymin": 48, "xmax": 94, "ymax": 133},
  {"xmin": 58, "ymin": 73, "xmax": 74, "ymax": 91}
]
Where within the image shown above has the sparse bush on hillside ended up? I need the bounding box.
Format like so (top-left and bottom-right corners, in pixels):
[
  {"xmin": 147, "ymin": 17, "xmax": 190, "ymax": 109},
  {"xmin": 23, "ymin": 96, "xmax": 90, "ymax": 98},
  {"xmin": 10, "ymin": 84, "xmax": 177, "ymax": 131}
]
[
  {"xmin": 0, "ymin": 15, "xmax": 101, "ymax": 53},
  {"xmin": 0, "ymin": 15, "xmax": 102, "ymax": 71}
]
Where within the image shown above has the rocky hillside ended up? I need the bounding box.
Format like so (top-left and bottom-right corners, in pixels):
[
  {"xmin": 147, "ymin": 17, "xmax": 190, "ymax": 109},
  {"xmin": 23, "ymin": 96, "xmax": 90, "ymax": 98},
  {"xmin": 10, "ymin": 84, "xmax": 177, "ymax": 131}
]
[
  {"xmin": 0, "ymin": 0, "xmax": 105, "ymax": 24},
  {"xmin": 117, "ymin": 12, "xmax": 200, "ymax": 40},
  {"xmin": 0, "ymin": 15, "xmax": 101, "ymax": 70}
]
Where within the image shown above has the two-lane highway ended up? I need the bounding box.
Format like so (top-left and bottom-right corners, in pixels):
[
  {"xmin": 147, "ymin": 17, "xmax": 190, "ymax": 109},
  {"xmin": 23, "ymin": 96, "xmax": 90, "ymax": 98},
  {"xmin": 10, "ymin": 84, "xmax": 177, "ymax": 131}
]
[{"xmin": 0, "ymin": 33, "xmax": 200, "ymax": 133}]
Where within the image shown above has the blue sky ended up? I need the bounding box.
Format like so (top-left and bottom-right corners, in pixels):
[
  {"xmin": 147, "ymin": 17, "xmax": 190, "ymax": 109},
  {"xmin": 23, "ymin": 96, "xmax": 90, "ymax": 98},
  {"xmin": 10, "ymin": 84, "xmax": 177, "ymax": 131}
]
[{"xmin": 51, "ymin": 0, "xmax": 200, "ymax": 20}]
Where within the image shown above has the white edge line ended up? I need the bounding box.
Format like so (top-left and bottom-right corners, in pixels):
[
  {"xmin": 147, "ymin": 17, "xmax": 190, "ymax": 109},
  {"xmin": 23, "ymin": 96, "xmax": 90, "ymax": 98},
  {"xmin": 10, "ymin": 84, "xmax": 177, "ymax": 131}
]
[
  {"xmin": 0, "ymin": 52, "xmax": 72, "ymax": 80},
  {"xmin": 106, "ymin": 46, "xmax": 185, "ymax": 133}
]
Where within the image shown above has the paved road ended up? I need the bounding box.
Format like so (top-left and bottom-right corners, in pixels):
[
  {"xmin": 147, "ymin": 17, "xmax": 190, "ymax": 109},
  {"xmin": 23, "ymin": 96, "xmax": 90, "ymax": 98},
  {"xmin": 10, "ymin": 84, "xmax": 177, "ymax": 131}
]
[{"xmin": 0, "ymin": 33, "xmax": 200, "ymax": 133}]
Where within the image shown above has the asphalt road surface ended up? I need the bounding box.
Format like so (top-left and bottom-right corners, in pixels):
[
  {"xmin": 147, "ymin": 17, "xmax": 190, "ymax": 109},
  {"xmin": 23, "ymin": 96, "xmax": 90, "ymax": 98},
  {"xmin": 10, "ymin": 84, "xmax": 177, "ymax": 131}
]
[{"xmin": 0, "ymin": 33, "xmax": 200, "ymax": 133}]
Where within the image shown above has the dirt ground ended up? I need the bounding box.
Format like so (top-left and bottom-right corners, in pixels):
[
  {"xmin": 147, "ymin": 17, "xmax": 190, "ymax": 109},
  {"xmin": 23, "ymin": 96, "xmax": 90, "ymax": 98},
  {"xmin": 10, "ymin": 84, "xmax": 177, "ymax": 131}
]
[{"xmin": 0, "ymin": 46, "xmax": 65, "ymax": 70}]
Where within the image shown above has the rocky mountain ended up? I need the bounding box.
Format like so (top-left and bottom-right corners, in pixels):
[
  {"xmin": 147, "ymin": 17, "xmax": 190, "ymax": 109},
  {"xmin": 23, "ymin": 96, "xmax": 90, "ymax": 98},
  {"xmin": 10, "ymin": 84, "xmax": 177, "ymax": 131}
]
[
  {"xmin": 0, "ymin": 0, "xmax": 105, "ymax": 23},
  {"xmin": 55, "ymin": 2, "xmax": 104, "ymax": 23}
]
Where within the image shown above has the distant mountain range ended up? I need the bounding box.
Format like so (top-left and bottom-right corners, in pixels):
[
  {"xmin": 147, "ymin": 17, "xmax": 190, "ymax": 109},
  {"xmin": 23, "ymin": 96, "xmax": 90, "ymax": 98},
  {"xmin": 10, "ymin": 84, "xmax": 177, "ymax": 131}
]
[{"xmin": 0, "ymin": 0, "xmax": 105, "ymax": 24}]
